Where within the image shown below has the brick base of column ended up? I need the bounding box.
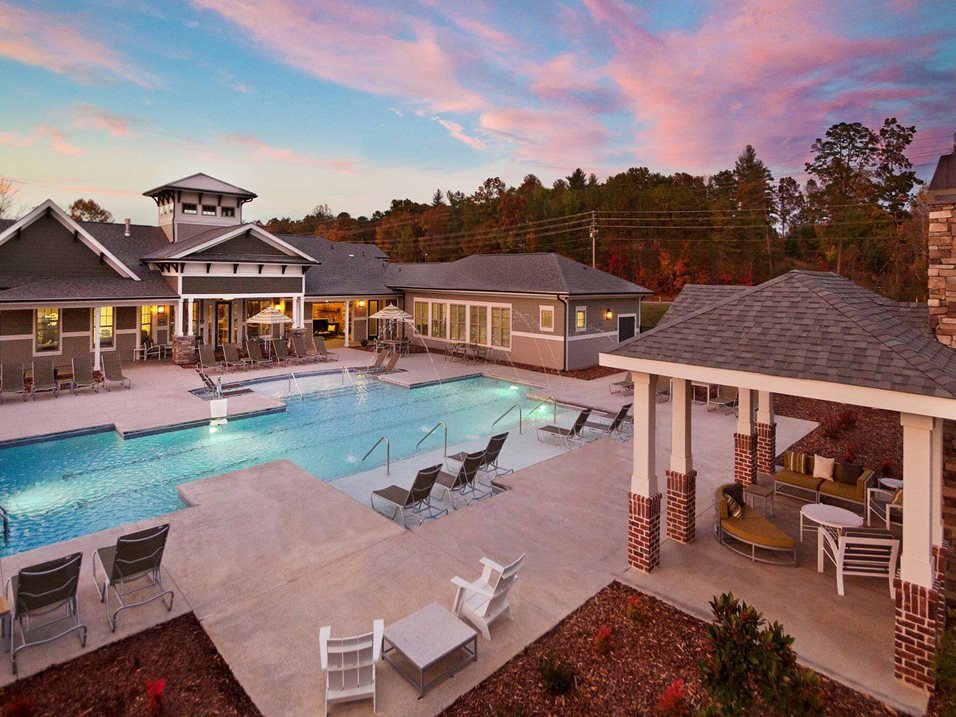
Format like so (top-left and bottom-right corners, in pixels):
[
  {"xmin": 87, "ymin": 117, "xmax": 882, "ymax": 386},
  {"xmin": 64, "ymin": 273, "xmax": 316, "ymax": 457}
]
[
  {"xmin": 171, "ymin": 335, "xmax": 195, "ymax": 366},
  {"xmin": 665, "ymin": 470, "xmax": 696, "ymax": 543},
  {"xmin": 628, "ymin": 492, "xmax": 662, "ymax": 572},
  {"xmin": 894, "ymin": 573, "xmax": 946, "ymax": 690},
  {"xmin": 756, "ymin": 422, "xmax": 776, "ymax": 475},
  {"xmin": 733, "ymin": 432, "xmax": 757, "ymax": 485}
]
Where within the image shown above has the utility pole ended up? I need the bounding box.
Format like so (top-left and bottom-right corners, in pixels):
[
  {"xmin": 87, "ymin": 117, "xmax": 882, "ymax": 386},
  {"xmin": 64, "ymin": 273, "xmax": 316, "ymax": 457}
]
[{"xmin": 590, "ymin": 210, "xmax": 597, "ymax": 268}]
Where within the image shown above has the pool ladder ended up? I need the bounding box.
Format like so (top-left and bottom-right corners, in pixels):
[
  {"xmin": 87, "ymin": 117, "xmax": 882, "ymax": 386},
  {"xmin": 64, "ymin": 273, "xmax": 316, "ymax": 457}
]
[
  {"xmin": 492, "ymin": 396, "xmax": 557, "ymax": 435},
  {"xmin": 417, "ymin": 421, "xmax": 448, "ymax": 458},
  {"xmin": 288, "ymin": 372, "xmax": 303, "ymax": 398},
  {"xmin": 362, "ymin": 435, "xmax": 391, "ymax": 475}
]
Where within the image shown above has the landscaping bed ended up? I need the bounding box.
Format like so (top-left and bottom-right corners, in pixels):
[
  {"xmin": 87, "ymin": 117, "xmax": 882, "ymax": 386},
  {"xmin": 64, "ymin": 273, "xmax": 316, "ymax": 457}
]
[
  {"xmin": 442, "ymin": 582, "xmax": 899, "ymax": 716},
  {"xmin": 774, "ymin": 395, "xmax": 902, "ymax": 478},
  {"xmin": 0, "ymin": 614, "xmax": 259, "ymax": 717}
]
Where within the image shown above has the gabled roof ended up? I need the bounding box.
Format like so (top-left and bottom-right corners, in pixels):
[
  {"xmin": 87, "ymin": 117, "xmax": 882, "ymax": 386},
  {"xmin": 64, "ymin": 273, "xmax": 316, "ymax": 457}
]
[
  {"xmin": 609, "ymin": 270, "xmax": 956, "ymax": 400},
  {"xmin": 385, "ymin": 253, "xmax": 652, "ymax": 296},
  {"xmin": 142, "ymin": 224, "xmax": 318, "ymax": 263},
  {"xmin": 143, "ymin": 172, "xmax": 257, "ymax": 198},
  {"xmin": 0, "ymin": 200, "xmax": 140, "ymax": 280}
]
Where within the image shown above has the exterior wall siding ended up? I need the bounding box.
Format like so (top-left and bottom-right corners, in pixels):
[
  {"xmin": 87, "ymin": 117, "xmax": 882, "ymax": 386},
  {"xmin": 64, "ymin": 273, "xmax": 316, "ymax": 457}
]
[
  {"xmin": 566, "ymin": 297, "xmax": 642, "ymax": 370},
  {"xmin": 181, "ymin": 276, "xmax": 302, "ymax": 295},
  {"xmin": 0, "ymin": 214, "xmax": 118, "ymax": 278},
  {"xmin": 192, "ymin": 232, "xmax": 287, "ymax": 257}
]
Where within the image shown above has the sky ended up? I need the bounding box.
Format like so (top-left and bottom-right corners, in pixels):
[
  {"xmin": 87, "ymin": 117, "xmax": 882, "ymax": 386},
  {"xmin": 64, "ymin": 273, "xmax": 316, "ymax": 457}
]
[{"xmin": 0, "ymin": 0, "xmax": 954, "ymax": 225}]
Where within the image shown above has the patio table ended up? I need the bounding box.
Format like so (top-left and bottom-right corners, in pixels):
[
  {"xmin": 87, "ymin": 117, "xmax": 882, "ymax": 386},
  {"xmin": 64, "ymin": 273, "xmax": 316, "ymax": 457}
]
[
  {"xmin": 799, "ymin": 503, "xmax": 862, "ymax": 542},
  {"xmin": 879, "ymin": 477, "xmax": 904, "ymax": 490},
  {"xmin": 383, "ymin": 602, "xmax": 477, "ymax": 697}
]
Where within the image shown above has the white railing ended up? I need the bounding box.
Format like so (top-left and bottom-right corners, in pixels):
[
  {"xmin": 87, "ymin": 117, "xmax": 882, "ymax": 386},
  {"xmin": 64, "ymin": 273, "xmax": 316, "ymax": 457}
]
[
  {"xmin": 417, "ymin": 421, "xmax": 448, "ymax": 457},
  {"xmin": 493, "ymin": 404, "xmax": 523, "ymax": 434},
  {"xmin": 362, "ymin": 435, "xmax": 391, "ymax": 475}
]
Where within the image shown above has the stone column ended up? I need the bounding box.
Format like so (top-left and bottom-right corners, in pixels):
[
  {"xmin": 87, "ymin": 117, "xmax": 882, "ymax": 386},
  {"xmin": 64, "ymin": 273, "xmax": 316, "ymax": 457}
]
[
  {"xmin": 733, "ymin": 388, "xmax": 757, "ymax": 485},
  {"xmin": 629, "ymin": 371, "xmax": 661, "ymax": 572},
  {"xmin": 894, "ymin": 413, "xmax": 944, "ymax": 690},
  {"xmin": 666, "ymin": 378, "xmax": 695, "ymax": 543},
  {"xmin": 755, "ymin": 390, "xmax": 776, "ymax": 476},
  {"xmin": 172, "ymin": 297, "xmax": 195, "ymax": 365}
]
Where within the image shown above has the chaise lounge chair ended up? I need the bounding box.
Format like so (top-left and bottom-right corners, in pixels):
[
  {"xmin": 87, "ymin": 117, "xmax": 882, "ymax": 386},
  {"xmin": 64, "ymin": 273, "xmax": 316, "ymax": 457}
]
[
  {"xmin": 451, "ymin": 554, "xmax": 524, "ymax": 640},
  {"xmin": 101, "ymin": 351, "xmax": 131, "ymax": 390},
  {"xmin": 92, "ymin": 523, "xmax": 174, "ymax": 631},
  {"xmin": 31, "ymin": 357, "xmax": 59, "ymax": 399},
  {"xmin": 435, "ymin": 451, "xmax": 488, "ymax": 506},
  {"xmin": 381, "ymin": 351, "xmax": 401, "ymax": 374},
  {"xmin": 610, "ymin": 378, "xmax": 633, "ymax": 395},
  {"xmin": 222, "ymin": 342, "xmax": 252, "ymax": 371},
  {"xmin": 246, "ymin": 339, "xmax": 272, "ymax": 367},
  {"xmin": 71, "ymin": 355, "xmax": 98, "ymax": 394},
  {"xmin": 291, "ymin": 334, "xmax": 318, "ymax": 363},
  {"xmin": 271, "ymin": 339, "xmax": 296, "ymax": 365},
  {"xmin": 320, "ymin": 619, "xmax": 384, "ymax": 716},
  {"xmin": 370, "ymin": 465, "xmax": 445, "ymax": 527},
  {"xmin": 314, "ymin": 335, "xmax": 338, "ymax": 361},
  {"xmin": 0, "ymin": 362, "xmax": 26, "ymax": 404},
  {"xmin": 583, "ymin": 404, "xmax": 630, "ymax": 440},
  {"xmin": 448, "ymin": 433, "xmax": 513, "ymax": 485},
  {"xmin": 198, "ymin": 344, "xmax": 222, "ymax": 373},
  {"xmin": 536, "ymin": 408, "xmax": 592, "ymax": 448},
  {"xmin": 365, "ymin": 349, "xmax": 390, "ymax": 373},
  {"xmin": 6, "ymin": 552, "xmax": 87, "ymax": 674}
]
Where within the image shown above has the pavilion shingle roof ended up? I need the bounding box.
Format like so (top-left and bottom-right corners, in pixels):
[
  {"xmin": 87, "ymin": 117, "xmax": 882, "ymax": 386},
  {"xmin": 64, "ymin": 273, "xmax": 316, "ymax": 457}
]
[{"xmin": 611, "ymin": 270, "xmax": 956, "ymax": 399}]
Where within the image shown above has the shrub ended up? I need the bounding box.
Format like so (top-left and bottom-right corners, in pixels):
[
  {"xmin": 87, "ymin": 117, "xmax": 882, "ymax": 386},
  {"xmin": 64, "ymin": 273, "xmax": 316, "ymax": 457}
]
[
  {"xmin": 625, "ymin": 595, "xmax": 646, "ymax": 622},
  {"xmin": 821, "ymin": 415, "xmax": 843, "ymax": 439},
  {"xmin": 934, "ymin": 612, "xmax": 956, "ymax": 716},
  {"xmin": 146, "ymin": 678, "xmax": 166, "ymax": 715},
  {"xmin": 842, "ymin": 443, "xmax": 857, "ymax": 463},
  {"xmin": 698, "ymin": 593, "xmax": 824, "ymax": 717},
  {"xmin": 878, "ymin": 457, "xmax": 896, "ymax": 476},
  {"xmin": 594, "ymin": 625, "xmax": 613, "ymax": 655},
  {"xmin": 837, "ymin": 408, "xmax": 858, "ymax": 431},
  {"xmin": 655, "ymin": 678, "xmax": 692, "ymax": 716},
  {"xmin": 2, "ymin": 698, "xmax": 36, "ymax": 717},
  {"xmin": 538, "ymin": 655, "xmax": 575, "ymax": 695},
  {"xmin": 359, "ymin": 338, "xmax": 368, "ymax": 347}
]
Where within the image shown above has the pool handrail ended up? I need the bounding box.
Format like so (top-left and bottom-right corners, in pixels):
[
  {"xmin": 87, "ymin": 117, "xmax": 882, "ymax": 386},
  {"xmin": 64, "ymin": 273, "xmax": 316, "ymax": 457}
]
[
  {"xmin": 362, "ymin": 435, "xmax": 391, "ymax": 475},
  {"xmin": 527, "ymin": 395, "xmax": 558, "ymax": 423},
  {"xmin": 493, "ymin": 404, "xmax": 523, "ymax": 434},
  {"xmin": 417, "ymin": 421, "xmax": 448, "ymax": 457},
  {"xmin": 288, "ymin": 372, "xmax": 303, "ymax": 398}
]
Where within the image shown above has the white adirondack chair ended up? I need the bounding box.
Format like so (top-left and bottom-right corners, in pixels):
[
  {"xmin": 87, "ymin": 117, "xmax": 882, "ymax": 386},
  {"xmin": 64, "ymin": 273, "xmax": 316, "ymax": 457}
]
[
  {"xmin": 451, "ymin": 554, "xmax": 524, "ymax": 640},
  {"xmin": 319, "ymin": 619, "xmax": 384, "ymax": 716}
]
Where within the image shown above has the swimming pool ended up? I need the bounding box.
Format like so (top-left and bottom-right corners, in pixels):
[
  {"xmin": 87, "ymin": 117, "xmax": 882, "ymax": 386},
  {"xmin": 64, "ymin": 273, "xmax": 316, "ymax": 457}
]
[{"xmin": 0, "ymin": 376, "xmax": 541, "ymax": 556}]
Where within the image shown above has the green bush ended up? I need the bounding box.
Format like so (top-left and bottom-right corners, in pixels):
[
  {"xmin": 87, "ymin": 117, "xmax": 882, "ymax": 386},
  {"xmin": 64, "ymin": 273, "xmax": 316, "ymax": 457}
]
[
  {"xmin": 934, "ymin": 611, "xmax": 956, "ymax": 716},
  {"xmin": 538, "ymin": 654, "xmax": 575, "ymax": 695}
]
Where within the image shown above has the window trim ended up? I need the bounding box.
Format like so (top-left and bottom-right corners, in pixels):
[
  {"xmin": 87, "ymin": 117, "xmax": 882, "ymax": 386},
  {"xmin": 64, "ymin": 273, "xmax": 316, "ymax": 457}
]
[
  {"xmin": 414, "ymin": 300, "xmax": 429, "ymax": 336},
  {"xmin": 221, "ymin": 206, "xmax": 235, "ymax": 218},
  {"xmin": 201, "ymin": 205, "xmax": 217, "ymax": 216},
  {"xmin": 575, "ymin": 306, "xmax": 587, "ymax": 332},
  {"xmin": 91, "ymin": 306, "xmax": 116, "ymax": 351},
  {"xmin": 182, "ymin": 203, "xmax": 198, "ymax": 215},
  {"xmin": 33, "ymin": 307, "xmax": 62, "ymax": 356},
  {"xmin": 539, "ymin": 305, "xmax": 555, "ymax": 333}
]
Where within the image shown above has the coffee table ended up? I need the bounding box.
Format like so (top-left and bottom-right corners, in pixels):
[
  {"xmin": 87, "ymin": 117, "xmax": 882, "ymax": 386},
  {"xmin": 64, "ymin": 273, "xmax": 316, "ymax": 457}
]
[
  {"xmin": 799, "ymin": 503, "xmax": 862, "ymax": 542},
  {"xmin": 383, "ymin": 602, "xmax": 477, "ymax": 696}
]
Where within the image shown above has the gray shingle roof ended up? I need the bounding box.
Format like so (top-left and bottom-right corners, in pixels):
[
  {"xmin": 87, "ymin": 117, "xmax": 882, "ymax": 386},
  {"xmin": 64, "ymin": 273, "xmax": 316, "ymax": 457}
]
[
  {"xmin": 0, "ymin": 274, "xmax": 177, "ymax": 302},
  {"xmin": 385, "ymin": 253, "xmax": 652, "ymax": 296},
  {"xmin": 142, "ymin": 172, "xmax": 257, "ymax": 198},
  {"xmin": 610, "ymin": 270, "xmax": 956, "ymax": 399},
  {"xmin": 279, "ymin": 235, "xmax": 398, "ymax": 297},
  {"xmin": 658, "ymin": 285, "xmax": 747, "ymax": 327},
  {"xmin": 141, "ymin": 225, "xmax": 318, "ymax": 263}
]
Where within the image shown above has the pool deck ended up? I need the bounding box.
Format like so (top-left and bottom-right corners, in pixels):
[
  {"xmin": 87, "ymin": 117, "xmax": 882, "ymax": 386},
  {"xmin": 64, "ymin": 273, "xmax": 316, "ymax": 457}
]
[{"xmin": 0, "ymin": 353, "xmax": 928, "ymax": 715}]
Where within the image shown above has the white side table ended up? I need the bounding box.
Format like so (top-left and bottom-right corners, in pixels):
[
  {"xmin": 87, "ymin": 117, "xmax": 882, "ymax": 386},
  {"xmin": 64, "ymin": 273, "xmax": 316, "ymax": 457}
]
[
  {"xmin": 799, "ymin": 503, "xmax": 862, "ymax": 542},
  {"xmin": 879, "ymin": 477, "xmax": 903, "ymax": 490}
]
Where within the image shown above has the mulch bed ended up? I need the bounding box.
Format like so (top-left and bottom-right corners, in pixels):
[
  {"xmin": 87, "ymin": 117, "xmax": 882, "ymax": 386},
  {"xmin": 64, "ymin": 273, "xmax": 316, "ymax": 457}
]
[
  {"xmin": 442, "ymin": 582, "xmax": 899, "ymax": 717},
  {"xmin": 773, "ymin": 395, "xmax": 902, "ymax": 478},
  {"xmin": 0, "ymin": 614, "xmax": 260, "ymax": 717}
]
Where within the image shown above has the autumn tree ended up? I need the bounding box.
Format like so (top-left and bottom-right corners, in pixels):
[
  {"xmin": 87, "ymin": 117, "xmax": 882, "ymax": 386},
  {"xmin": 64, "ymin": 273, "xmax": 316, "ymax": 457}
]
[
  {"xmin": 69, "ymin": 198, "xmax": 113, "ymax": 223},
  {"xmin": 0, "ymin": 177, "xmax": 19, "ymax": 219}
]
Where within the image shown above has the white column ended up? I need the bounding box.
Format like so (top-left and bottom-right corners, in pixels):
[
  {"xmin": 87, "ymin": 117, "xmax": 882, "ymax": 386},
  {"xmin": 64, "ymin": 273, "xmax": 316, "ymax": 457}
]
[
  {"xmin": 299, "ymin": 297, "xmax": 306, "ymax": 329},
  {"xmin": 631, "ymin": 371, "xmax": 658, "ymax": 497},
  {"xmin": 187, "ymin": 298, "xmax": 195, "ymax": 337},
  {"xmin": 344, "ymin": 300, "xmax": 351, "ymax": 348},
  {"xmin": 92, "ymin": 307, "xmax": 102, "ymax": 371},
  {"xmin": 736, "ymin": 388, "xmax": 756, "ymax": 434},
  {"xmin": 933, "ymin": 417, "xmax": 945, "ymax": 549},
  {"xmin": 175, "ymin": 299, "xmax": 184, "ymax": 336},
  {"xmin": 900, "ymin": 412, "xmax": 936, "ymax": 588},
  {"xmin": 756, "ymin": 390, "xmax": 774, "ymax": 425},
  {"xmin": 670, "ymin": 378, "xmax": 692, "ymax": 475}
]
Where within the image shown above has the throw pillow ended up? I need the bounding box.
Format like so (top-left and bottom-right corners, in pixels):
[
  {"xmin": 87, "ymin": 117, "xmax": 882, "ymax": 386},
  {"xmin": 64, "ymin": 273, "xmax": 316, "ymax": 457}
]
[
  {"xmin": 783, "ymin": 452, "xmax": 805, "ymax": 473},
  {"xmin": 834, "ymin": 462, "xmax": 862, "ymax": 486},
  {"xmin": 725, "ymin": 494, "xmax": 743, "ymax": 519},
  {"xmin": 891, "ymin": 489, "xmax": 904, "ymax": 506},
  {"xmin": 813, "ymin": 455, "xmax": 835, "ymax": 481}
]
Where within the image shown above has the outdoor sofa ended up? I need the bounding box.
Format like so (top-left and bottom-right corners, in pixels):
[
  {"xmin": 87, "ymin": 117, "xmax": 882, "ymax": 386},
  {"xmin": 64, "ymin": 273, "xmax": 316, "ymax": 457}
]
[
  {"xmin": 773, "ymin": 451, "xmax": 874, "ymax": 508},
  {"xmin": 715, "ymin": 483, "xmax": 797, "ymax": 566}
]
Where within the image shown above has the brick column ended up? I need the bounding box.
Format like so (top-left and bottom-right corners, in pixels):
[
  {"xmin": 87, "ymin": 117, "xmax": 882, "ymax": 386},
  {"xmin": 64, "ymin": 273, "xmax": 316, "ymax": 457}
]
[
  {"xmin": 734, "ymin": 432, "xmax": 757, "ymax": 485},
  {"xmin": 894, "ymin": 568, "xmax": 946, "ymax": 690},
  {"xmin": 629, "ymin": 492, "xmax": 661, "ymax": 572},
  {"xmin": 665, "ymin": 469, "xmax": 696, "ymax": 543},
  {"xmin": 756, "ymin": 422, "xmax": 776, "ymax": 475},
  {"xmin": 171, "ymin": 335, "xmax": 195, "ymax": 365}
]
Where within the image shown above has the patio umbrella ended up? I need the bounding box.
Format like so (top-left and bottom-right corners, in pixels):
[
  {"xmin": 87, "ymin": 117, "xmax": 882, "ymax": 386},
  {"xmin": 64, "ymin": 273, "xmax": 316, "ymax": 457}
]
[
  {"xmin": 368, "ymin": 303, "xmax": 412, "ymax": 340},
  {"xmin": 245, "ymin": 307, "xmax": 292, "ymax": 325}
]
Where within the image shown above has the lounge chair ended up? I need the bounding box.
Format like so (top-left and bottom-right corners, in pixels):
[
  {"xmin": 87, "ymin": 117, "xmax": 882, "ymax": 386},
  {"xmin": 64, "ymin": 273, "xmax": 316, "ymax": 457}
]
[
  {"xmin": 708, "ymin": 385, "xmax": 738, "ymax": 415},
  {"xmin": 198, "ymin": 343, "xmax": 222, "ymax": 373},
  {"xmin": 315, "ymin": 335, "xmax": 338, "ymax": 361},
  {"xmin": 370, "ymin": 465, "xmax": 445, "ymax": 527},
  {"xmin": 381, "ymin": 352, "xmax": 401, "ymax": 374},
  {"xmin": 536, "ymin": 408, "xmax": 592, "ymax": 448},
  {"xmin": 6, "ymin": 552, "xmax": 87, "ymax": 674},
  {"xmin": 320, "ymin": 620, "xmax": 384, "ymax": 716},
  {"xmin": 222, "ymin": 342, "xmax": 251, "ymax": 370},
  {"xmin": 435, "ymin": 451, "xmax": 488, "ymax": 505},
  {"xmin": 451, "ymin": 554, "xmax": 524, "ymax": 641},
  {"xmin": 71, "ymin": 355, "xmax": 98, "ymax": 394},
  {"xmin": 31, "ymin": 357, "xmax": 59, "ymax": 399},
  {"xmin": 0, "ymin": 362, "xmax": 26, "ymax": 404},
  {"xmin": 366, "ymin": 349, "xmax": 390, "ymax": 373},
  {"xmin": 866, "ymin": 486, "xmax": 903, "ymax": 529},
  {"xmin": 583, "ymin": 404, "xmax": 630, "ymax": 439},
  {"xmin": 448, "ymin": 433, "xmax": 513, "ymax": 484},
  {"xmin": 291, "ymin": 334, "xmax": 317, "ymax": 363},
  {"xmin": 817, "ymin": 527, "xmax": 899, "ymax": 598},
  {"xmin": 610, "ymin": 378, "xmax": 633, "ymax": 395},
  {"xmin": 271, "ymin": 339, "xmax": 295, "ymax": 365},
  {"xmin": 246, "ymin": 339, "xmax": 272, "ymax": 367},
  {"xmin": 101, "ymin": 351, "xmax": 131, "ymax": 390},
  {"xmin": 92, "ymin": 524, "xmax": 174, "ymax": 631}
]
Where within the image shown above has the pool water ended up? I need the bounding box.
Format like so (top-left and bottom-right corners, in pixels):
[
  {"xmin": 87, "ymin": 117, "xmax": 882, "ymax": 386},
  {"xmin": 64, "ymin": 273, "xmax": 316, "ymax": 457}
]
[{"xmin": 0, "ymin": 376, "xmax": 541, "ymax": 556}]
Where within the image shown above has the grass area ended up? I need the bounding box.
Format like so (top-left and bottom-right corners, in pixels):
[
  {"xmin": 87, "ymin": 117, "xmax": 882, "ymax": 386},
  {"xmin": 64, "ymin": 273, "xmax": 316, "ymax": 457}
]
[{"xmin": 640, "ymin": 301, "xmax": 670, "ymax": 331}]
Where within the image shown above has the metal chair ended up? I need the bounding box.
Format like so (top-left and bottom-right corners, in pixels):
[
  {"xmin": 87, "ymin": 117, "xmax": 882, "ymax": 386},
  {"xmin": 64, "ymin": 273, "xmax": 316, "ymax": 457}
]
[{"xmin": 370, "ymin": 465, "xmax": 445, "ymax": 527}]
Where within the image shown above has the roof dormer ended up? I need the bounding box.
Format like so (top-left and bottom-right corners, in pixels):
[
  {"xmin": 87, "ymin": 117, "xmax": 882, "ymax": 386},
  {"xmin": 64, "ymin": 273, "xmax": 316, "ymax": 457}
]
[{"xmin": 143, "ymin": 173, "xmax": 257, "ymax": 243}]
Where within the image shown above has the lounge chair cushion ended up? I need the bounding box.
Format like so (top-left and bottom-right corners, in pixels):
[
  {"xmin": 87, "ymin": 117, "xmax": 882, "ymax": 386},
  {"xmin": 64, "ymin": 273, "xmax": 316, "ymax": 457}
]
[
  {"xmin": 95, "ymin": 546, "xmax": 117, "ymax": 578},
  {"xmin": 371, "ymin": 485, "xmax": 409, "ymax": 507},
  {"xmin": 539, "ymin": 425, "xmax": 571, "ymax": 437},
  {"xmin": 774, "ymin": 469, "xmax": 823, "ymax": 493},
  {"xmin": 834, "ymin": 462, "xmax": 863, "ymax": 486},
  {"xmin": 820, "ymin": 470, "xmax": 873, "ymax": 505},
  {"xmin": 721, "ymin": 507, "xmax": 796, "ymax": 549}
]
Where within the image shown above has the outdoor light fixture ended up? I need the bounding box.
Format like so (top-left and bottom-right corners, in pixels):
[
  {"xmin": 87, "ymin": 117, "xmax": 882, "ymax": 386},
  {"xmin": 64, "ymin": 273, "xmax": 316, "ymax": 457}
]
[
  {"xmin": 157, "ymin": 306, "xmax": 165, "ymax": 314},
  {"xmin": 605, "ymin": 309, "xmax": 614, "ymax": 320},
  {"xmin": 358, "ymin": 300, "xmax": 366, "ymax": 307}
]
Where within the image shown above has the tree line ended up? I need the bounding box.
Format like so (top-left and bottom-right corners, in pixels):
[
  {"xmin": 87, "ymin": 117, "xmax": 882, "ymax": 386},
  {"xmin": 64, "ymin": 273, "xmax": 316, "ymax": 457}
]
[{"xmin": 265, "ymin": 117, "xmax": 928, "ymax": 300}]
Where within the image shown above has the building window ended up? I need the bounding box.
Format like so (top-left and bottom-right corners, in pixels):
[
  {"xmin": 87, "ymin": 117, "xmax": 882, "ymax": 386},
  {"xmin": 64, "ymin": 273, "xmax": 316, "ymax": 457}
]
[
  {"xmin": 491, "ymin": 307, "xmax": 510, "ymax": 348},
  {"xmin": 93, "ymin": 307, "xmax": 114, "ymax": 349},
  {"xmin": 540, "ymin": 306, "xmax": 555, "ymax": 332},
  {"xmin": 221, "ymin": 207, "xmax": 235, "ymax": 218},
  {"xmin": 414, "ymin": 301, "xmax": 429, "ymax": 336},
  {"xmin": 575, "ymin": 307, "xmax": 587, "ymax": 332},
  {"xmin": 35, "ymin": 308, "xmax": 60, "ymax": 353},
  {"xmin": 470, "ymin": 306, "xmax": 488, "ymax": 345},
  {"xmin": 141, "ymin": 306, "xmax": 153, "ymax": 343},
  {"xmin": 182, "ymin": 203, "xmax": 197, "ymax": 215},
  {"xmin": 202, "ymin": 205, "xmax": 217, "ymax": 216},
  {"xmin": 430, "ymin": 302, "xmax": 447, "ymax": 339},
  {"xmin": 449, "ymin": 304, "xmax": 466, "ymax": 341}
]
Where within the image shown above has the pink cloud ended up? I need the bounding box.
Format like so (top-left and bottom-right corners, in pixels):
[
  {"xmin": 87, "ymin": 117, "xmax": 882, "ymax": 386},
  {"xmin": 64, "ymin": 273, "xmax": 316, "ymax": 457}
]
[
  {"xmin": 221, "ymin": 134, "xmax": 358, "ymax": 174},
  {"xmin": 0, "ymin": 1, "xmax": 157, "ymax": 88},
  {"xmin": 434, "ymin": 118, "xmax": 487, "ymax": 150},
  {"xmin": 528, "ymin": 53, "xmax": 620, "ymax": 113},
  {"xmin": 72, "ymin": 104, "xmax": 137, "ymax": 137},
  {"xmin": 0, "ymin": 125, "xmax": 83, "ymax": 156},
  {"xmin": 479, "ymin": 108, "xmax": 608, "ymax": 168}
]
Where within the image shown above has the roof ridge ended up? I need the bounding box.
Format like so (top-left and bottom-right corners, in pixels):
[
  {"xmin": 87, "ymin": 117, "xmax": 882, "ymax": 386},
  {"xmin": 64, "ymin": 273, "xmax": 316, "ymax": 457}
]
[{"xmin": 791, "ymin": 272, "xmax": 956, "ymax": 395}]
